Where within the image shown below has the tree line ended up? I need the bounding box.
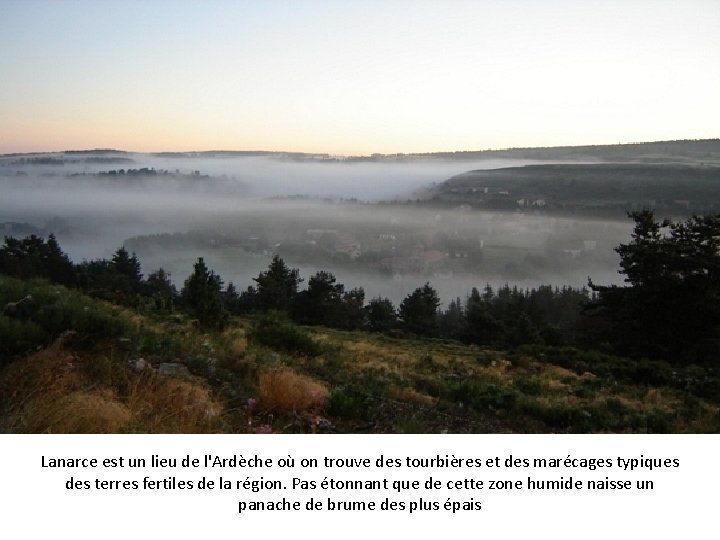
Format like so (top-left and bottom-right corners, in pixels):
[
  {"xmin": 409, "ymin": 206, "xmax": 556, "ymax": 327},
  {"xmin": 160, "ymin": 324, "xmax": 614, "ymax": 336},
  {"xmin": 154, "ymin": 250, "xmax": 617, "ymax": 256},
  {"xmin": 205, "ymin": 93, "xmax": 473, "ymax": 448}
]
[{"xmin": 2, "ymin": 210, "xmax": 720, "ymax": 364}]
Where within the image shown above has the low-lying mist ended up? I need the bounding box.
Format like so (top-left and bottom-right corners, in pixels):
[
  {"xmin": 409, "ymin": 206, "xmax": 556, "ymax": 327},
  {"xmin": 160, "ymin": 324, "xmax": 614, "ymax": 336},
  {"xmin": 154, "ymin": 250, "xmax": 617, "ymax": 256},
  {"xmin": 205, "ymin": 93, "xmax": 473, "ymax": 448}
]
[{"xmin": 1, "ymin": 153, "xmax": 632, "ymax": 304}]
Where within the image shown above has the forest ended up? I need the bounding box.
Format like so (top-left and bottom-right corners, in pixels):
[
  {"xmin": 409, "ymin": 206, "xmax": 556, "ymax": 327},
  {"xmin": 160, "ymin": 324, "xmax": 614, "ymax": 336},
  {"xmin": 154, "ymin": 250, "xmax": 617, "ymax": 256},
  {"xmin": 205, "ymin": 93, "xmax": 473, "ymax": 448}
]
[
  {"xmin": 424, "ymin": 163, "xmax": 720, "ymax": 216},
  {"xmin": 1, "ymin": 210, "xmax": 718, "ymax": 434}
]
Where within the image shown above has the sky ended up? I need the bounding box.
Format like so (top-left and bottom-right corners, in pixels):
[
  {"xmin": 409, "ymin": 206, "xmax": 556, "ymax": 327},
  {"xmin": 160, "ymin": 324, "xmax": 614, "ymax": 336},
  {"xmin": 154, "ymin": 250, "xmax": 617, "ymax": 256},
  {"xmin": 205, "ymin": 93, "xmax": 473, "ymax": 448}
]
[{"xmin": 0, "ymin": 0, "xmax": 718, "ymax": 155}]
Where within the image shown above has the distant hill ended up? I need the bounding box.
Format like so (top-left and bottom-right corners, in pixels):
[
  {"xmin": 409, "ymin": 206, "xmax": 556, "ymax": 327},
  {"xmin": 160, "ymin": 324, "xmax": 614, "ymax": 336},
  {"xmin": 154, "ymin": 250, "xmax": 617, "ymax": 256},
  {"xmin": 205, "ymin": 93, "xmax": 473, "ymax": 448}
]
[
  {"xmin": 423, "ymin": 163, "xmax": 720, "ymax": 216},
  {"xmin": 5, "ymin": 139, "xmax": 719, "ymax": 163},
  {"xmin": 403, "ymin": 139, "xmax": 720, "ymax": 164}
]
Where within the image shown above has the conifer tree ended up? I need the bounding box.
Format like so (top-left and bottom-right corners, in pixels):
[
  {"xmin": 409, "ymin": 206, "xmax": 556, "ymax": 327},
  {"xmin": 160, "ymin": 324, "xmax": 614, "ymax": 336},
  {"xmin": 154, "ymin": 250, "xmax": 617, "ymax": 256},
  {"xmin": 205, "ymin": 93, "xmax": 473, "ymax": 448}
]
[
  {"xmin": 399, "ymin": 282, "xmax": 441, "ymax": 335},
  {"xmin": 253, "ymin": 255, "xmax": 302, "ymax": 311},
  {"xmin": 181, "ymin": 257, "xmax": 227, "ymax": 329}
]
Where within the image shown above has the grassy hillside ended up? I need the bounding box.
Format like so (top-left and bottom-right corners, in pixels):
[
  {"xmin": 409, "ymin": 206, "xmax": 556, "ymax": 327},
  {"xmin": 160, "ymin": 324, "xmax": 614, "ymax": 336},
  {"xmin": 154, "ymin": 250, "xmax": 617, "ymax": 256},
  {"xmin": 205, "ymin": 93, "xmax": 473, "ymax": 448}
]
[{"xmin": 1, "ymin": 274, "xmax": 718, "ymax": 434}]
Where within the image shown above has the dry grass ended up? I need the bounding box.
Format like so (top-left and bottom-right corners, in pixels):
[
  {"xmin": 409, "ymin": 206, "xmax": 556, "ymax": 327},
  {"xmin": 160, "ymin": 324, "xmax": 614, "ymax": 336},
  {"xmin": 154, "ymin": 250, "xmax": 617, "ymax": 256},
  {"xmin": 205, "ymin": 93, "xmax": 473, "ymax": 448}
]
[
  {"xmin": 0, "ymin": 342, "xmax": 132, "ymax": 433},
  {"xmin": 388, "ymin": 386, "xmax": 438, "ymax": 408},
  {"xmin": 20, "ymin": 390, "xmax": 131, "ymax": 433},
  {"xmin": 0, "ymin": 338, "xmax": 223, "ymax": 433},
  {"xmin": 340, "ymin": 339, "xmax": 438, "ymax": 374},
  {"xmin": 0, "ymin": 340, "xmax": 80, "ymax": 404},
  {"xmin": 230, "ymin": 335, "xmax": 248, "ymax": 357},
  {"xmin": 639, "ymin": 387, "xmax": 680, "ymax": 410},
  {"xmin": 482, "ymin": 358, "xmax": 514, "ymax": 381},
  {"xmin": 124, "ymin": 371, "xmax": 222, "ymax": 433},
  {"xmin": 258, "ymin": 366, "xmax": 328, "ymax": 412}
]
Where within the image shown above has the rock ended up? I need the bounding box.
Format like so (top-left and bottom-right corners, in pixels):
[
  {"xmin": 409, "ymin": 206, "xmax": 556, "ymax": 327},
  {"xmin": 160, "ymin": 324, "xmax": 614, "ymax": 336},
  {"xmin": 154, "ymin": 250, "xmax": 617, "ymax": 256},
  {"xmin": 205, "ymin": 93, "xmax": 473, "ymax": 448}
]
[{"xmin": 131, "ymin": 357, "xmax": 149, "ymax": 372}]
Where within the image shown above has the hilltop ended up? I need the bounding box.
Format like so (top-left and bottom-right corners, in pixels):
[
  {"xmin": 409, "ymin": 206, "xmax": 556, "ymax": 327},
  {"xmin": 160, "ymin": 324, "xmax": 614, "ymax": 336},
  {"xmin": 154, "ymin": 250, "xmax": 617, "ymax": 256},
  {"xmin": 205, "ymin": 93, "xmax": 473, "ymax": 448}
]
[{"xmin": 4, "ymin": 138, "xmax": 719, "ymax": 163}]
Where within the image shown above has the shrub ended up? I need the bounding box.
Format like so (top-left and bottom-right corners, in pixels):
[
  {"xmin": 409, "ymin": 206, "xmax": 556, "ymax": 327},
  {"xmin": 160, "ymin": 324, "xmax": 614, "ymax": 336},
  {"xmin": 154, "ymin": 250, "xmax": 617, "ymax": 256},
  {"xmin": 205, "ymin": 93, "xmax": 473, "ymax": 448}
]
[
  {"xmin": 250, "ymin": 312, "xmax": 322, "ymax": 356},
  {"xmin": 515, "ymin": 375, "xmax": 545, "ymax": 396},
  {"xmin": 414, "ymin": 377, "xmax": 442, "ymax": 398},
  {"xmin": 328, "ymin": 385, "xmax": 372, "ymax": 420},
  {"xmin": 0, "ymin": 315, "xmax": 47, "ymax": 364},
  {"xmin": 443, "ymin": 377, "xmax": 519, "ymax": 412},
  {"xmin": 415, "ymin": 354, "xmax": 438, "ymax": 372}
]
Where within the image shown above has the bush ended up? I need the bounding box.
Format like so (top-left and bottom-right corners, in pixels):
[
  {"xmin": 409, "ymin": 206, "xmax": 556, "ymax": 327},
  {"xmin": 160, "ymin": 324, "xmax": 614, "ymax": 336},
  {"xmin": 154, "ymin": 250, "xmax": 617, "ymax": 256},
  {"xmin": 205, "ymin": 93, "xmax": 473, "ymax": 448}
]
[
  {"xmin": 1, "ymin": 275, "xmax": 134, "ymax": 351},
  {"xmin": 0, "ymin": 315, "xmax": 47, "ymax": 364},
  {"xmin": 328, "ymin": 385, "xmax": 372, "ymax": 420},
  {"xmin": 517, "ymin": 397, "xmax": 672, "ymax": 433},
  {"xmin": 415, "ymin": 354, "xmax": 439, "ymax": 373},
  {"xmin": 515, "ymin": 375, "xmax": 545, "ymax": 396},
  {"xmin": 250, "ymin": 312, "xmax": 322, "ymax": 356}
]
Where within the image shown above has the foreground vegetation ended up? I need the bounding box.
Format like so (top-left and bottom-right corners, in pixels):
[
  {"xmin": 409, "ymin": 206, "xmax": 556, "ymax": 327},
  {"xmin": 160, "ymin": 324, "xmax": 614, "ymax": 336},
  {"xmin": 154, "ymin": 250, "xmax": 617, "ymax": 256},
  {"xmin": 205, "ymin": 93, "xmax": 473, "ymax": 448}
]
[
  {"xmin": 2, "ymin": 210, "xmax": 720, "ymax": 433},
  {"xmin": 0, "ymin": 273, "xmax": 718, "ymax": 433}
]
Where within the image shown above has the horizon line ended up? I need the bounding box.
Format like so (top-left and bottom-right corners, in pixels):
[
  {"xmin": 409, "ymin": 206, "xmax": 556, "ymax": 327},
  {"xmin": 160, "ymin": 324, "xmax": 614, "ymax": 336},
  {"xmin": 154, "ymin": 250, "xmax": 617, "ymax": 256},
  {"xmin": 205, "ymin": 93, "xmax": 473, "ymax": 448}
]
[{"xmin": 2, "ymin": 137, "xmax": 719, "ymax": 159}]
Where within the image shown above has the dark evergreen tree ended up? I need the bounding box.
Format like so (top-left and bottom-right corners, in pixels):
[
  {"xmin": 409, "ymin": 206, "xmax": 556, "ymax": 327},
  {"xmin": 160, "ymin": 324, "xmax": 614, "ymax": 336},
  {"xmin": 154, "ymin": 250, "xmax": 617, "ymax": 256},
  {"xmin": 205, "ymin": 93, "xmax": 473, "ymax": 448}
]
[
  {"xmin": 44, "ymin": 234, "xmax": 76, "ymax": 286},
  {"xmin": 507, "ymin": 312, "xmax": 541, "ymax": 346},
  {"xmin": 111, "ymin": 247, "xmax": 142, "ymax": 288},
  {"xmin": 339, "ymin": 287, "xmax": 366, "ymax": 330},
  {"xmin": 0, "ymin": 234, "xmax": 76, "ymax": 286},
  {"xmin": 180, "ymin": 257, "xmax": 227, "ymax": 329},
  {"xmin": 439, "ymin": 297, "xmax": 466, "ymax": 339},
  {"xmin": 589, "ymin": 211, "xmax": 720, "ymax": 362},
  {"xmin": 253, "ymin": 255, "xmax": 302, "ymax": 311},
  {"xmin": 366, "ymin": 297, "xmax": 397, "ymax": 332},
  {"xmin": 144, "ymin": 268, "xmax": 177, "ymax": 312},
  {"xmin": 399, "ymin": 282, "xmax": 441, "ymax": 335},
  {"xmin": 464, "ymin": 287, "xmax": 505, "ymax": 346},
  {"xmin": 223, "ymin": 282, "xmax": 241, "ymax": 314},
  {"xmin": 292, "ymin": 271, "xmax": 344, "ymax": 326},
  {"xmin": 109, "ymin": 246, "xmax": 143, "ymax": 304},
  {"xmin": 236, "ymin": 285, "xmax": 259, "ymax": 314}
]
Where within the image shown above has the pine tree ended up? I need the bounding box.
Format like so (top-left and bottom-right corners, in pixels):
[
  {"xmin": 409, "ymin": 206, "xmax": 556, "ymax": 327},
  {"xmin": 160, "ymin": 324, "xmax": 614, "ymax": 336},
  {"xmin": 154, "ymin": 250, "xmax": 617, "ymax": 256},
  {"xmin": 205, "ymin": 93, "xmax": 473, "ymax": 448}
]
[
  {"xmin": 589, "ymin": 211, "xmax": 720, "ymax": 362},
  {"xmin": 253, "ymin": 255, "xmax": 302, "ymax": 311},
  {"xmin": 144, "ymin": 268, "xmax": 177, "ymax": 312},
  {"xmin": 111, "ymin": 247, "xmax": 142, "ymax": 289},
  {"xmin": 399, "ymin": 282, "xmax": 441, "ymax": 335},
  {"xmin": 180, "ymin": 258, "xmax": 227, "ymax": 329},
  {"xmin": 366, "ymin": 297, "xmax": 397, "ymax": 332},
  {"xmin": 292, "ymin": 271, "xmax": 344, "ymax": 325},
  {"xmin": 223, "ymin": 282, "xmax": 241, "ymax": 314},
  {"xmin": 45, "ymin": 233, "xmax": 76, "ymax": 286}
]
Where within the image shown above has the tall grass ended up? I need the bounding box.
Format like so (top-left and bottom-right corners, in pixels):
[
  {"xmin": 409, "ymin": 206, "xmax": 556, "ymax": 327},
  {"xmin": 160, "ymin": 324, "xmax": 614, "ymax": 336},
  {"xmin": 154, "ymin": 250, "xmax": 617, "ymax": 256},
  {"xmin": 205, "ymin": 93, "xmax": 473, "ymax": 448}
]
[
  {"xmin": 258, "ymin": 366, "xmax": 328, "ymax": 412},
  {"xmin": 0, "ymin": 338, "xmax": 223, "ymax": 433}
]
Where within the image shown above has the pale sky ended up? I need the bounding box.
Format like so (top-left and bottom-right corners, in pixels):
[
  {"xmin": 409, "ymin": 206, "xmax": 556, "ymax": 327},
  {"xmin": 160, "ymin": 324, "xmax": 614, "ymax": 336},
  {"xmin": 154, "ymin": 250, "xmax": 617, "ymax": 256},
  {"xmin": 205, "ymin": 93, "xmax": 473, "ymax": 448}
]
[{"xmin": 0, "ymin": 0, "xmax": 718, "ymax": 154}]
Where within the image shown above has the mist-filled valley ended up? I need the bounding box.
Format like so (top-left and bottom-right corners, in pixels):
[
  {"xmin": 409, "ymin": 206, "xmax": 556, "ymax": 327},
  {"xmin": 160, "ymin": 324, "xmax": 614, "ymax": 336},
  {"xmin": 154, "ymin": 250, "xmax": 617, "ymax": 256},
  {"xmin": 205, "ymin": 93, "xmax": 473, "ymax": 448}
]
[
  {"xmin": 1, "ymin": 150, "xmax": 638, "ymax": 305},
  {"xmin": 4, "ymin": 144, "xmax": 720, "ymax": 435}
]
